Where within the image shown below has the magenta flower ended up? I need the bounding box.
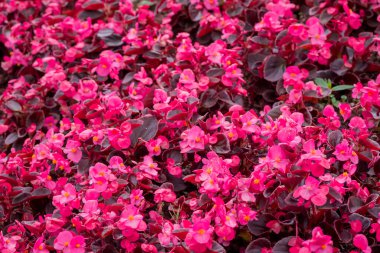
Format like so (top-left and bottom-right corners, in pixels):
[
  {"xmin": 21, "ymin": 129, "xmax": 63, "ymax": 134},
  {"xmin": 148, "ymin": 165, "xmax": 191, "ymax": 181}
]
[
  {"xmin": 293, "ymin": 176, "xmax": 329, "ymax": 206},
  {"xmin": 333, "ymin": 139, "xmax": 358, "ymax": 164},
  {"xmin": 69, "ymin": 235, "xmax": 86, "ymax": 253},
  {"xmin": 180, "ymin": 126, "xmax": 206, "ymax": 153},
  {"xmin": 303, "ymin": 227, "xmax": 333, "ymax": 253},
  {"xmin": 154, "ymin": 188, "xmax": 176, "ymax": 203},
  {"xmin": 353, "ymin": 234, "xmax": 371, "ymax": 253},
  {"xmin": 205, "ymin": 41, "xmax": 224, "ymax": 64},
  {"xmin": 54, "ymin": 183, "xmax": 76, "ymax": 205},
  {"xmin": 179, "ymin": 69, "xmax": 197, "ymax": 90},
  {"xmin": 203, "ymin": 0, "xmax": 218, "ymax": 10},
  {"xmin": 139, "ymin": 155, "xmax": 160, "ymax": 178},
  {"xmin": 185, "ymin": 220, "xmax": 214, "ymax": 253},
  {"xmin": 118, "ymin": 205, "xmax": 147, "ymax": 231},
  {"xmin": 64, "ymin": 140, "xmax": 82, "ymax": 163},
  {"xmin": 33, "ymin": 237, "xmax": 49, "ymax": 253},
  {"xmin": 54, "ymin": 231, "xmax": 73, "ymax": 252},
  {"xmin": 90, "ymin": 162, "xmax": 111, "ymax": 180},
  {"xmin": 240, "ymin": 111, "xmax": 259, "ymax": 133},
  {"xmin": 78, "ymin": 79, "xmax": 98, "ymax": 100},
  {"xmin": 339, "ymin": 103, "xmax": 351, "ymax": 121},
  {"xmin": 96, "ymin": 57, "xmax": 112, "ymax": 77},
  {"xmin": 267, "ymin": 145, "xmax": 289, "ymax": 173}
]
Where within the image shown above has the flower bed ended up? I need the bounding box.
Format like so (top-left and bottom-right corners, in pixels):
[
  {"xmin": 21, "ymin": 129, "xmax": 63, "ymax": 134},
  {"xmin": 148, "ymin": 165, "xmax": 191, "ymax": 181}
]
[{"xmin": 0, "ymin": 0, "xmax": 379, "ymax": 252}]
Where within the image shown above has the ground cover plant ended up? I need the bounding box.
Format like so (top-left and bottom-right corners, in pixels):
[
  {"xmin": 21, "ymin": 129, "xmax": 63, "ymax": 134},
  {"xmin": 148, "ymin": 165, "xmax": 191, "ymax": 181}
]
[{"xmin": 0, "ymin": 0, "xmax": 379, "ymax": 252}]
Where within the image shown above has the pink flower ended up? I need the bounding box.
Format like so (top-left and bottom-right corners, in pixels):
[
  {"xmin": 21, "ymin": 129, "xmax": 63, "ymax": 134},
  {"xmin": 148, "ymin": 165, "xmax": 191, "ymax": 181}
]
[
  {"xmin": 240, "ymin": 111, "xmax": 259, "ymax": 133},
  {"xmin": 146, "ymin": 136, "xmax": 169, "ymax": 156},
  {"xmin": 339, "ymin": 103, "xmax": 351, "ymax": 121},
  {"xmin": 154, "ymin": 188, "xmax": 176, "ymax": 203},
  {"xmin": 222, "ymin": 64, "xmax": 244, "ymax": 87},
  {"xmin": 34, "ymin": 143, "xmax": 50, "ymax": 160},
  {"xmin": 139, "ymin": 155, "xmax": 160, "ymax": 178},
  {"xmin": 90, "ymin": 162, "xmax": 111, "ymax": 180},
  {"xmin": 180, "ymin": 126, "xmax": 207, "ymax": 153},
  {"xmin": 348, "ymin": 37, "xmax": 366, "ymax": 55},
  {"xmin": 343, "ymin": 4, "xmax": 361, "ymax": 29},
  {"xmin": 53, "ymin": 183, "xmax": 76, "ymax": 205},
  {"xmin": 96, "ymin": 57, "xmax": 112, "ymax": 76},
  {"xmin": 158, "ymin": 222, "xmax": 177, "ymax": 246},
  {"xmin": 54, "ymin": 231, "xmax": 73, "ymax": 252},
  {"xmin": 205, "ymin": 41, "xmax": 224, "ymax": 64},
  {"xmin": 64, "ymin": 140, "xmax": 82, "ymax": 163},
  {"xmin": 250, "ymin": 171, "xmax": 266, "ymax": 192},
  {"xmin": 353, "ymin": 234, "xmax": 371, "ymax": 253},
  {"xmin": 370, "ymin": 221, "xmax": 380, "ymax": 242},
  {"xmin": 179, "ymin": 69, "xmax": 198, "ymax": 90},
  {"xmin": 293, "ymin": 176, "xmax": 329, "ymax": 206},
  {"xmin": 307, "ymin": 17, "xmax": 326, "ymax": 46},
  {"xmin": 267, "ymin": 145, "xmax": 289, "ymax": 173},
  {"xmin": 288, "ymin": 24, "xmax": 308, "ymax": 41},
  {"xmin": 33, "ymin": 237, "xmax": 49, "ymax": 253},
  {"xmin": 333, "ymin": 139, "xmax": 358, "ymax": 164},
  {"xmin": 283, "ymin": 66, "xmax": 308, "ymax": 88},
  {"xmin": 203, "ymin": 0, "xmax": 218, "ymax": 10},
  {"xmin": 69, "ymin": 235, "xmax": 86, "ymax": 253},
  {"xmin": 237, "ymin": 206, "xmax": 257, "ymax": 226},
  {"xmin": 303, "ymin": 227, "xmax": 333, "ymax": 253},
  {"xmin": 118, "ymin": 205, "xmax": 147, "ymax": 231},
  {"xmin": 185, "ymin": 220, "xmax": 214, "ymax": 253},
  {"xmin": 109, "ymin": 156, "xmax": 130, "ymax": 173},
  {"xmin": 130, "ymin": 189, "xmax": 144, "ymax": 206},
  {"xmin": 78, "ymin": 79, "xmax": 98, "ymax": 100}
]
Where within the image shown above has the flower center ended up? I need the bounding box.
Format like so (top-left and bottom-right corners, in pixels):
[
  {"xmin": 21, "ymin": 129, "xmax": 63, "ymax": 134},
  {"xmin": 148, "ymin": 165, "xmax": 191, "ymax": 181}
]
[
  {"xmin": 253, "ymin": 179, "xmax": 260, "ymax": 184},
  {"xmin": 195, "ymin": 137, "xmax": 201, "ymax": 143},
  {"xmin": 198, "ymin": 229, "xmax": 205, "ymax": 235},
  {"xmin": 71, "ymin": 148, "xmax": 77, "ymax": 153},
  {"xmin": 76, "ymin": 243, "xmax": 81, "ymax": 248},
  {"xmin": 64, "ymin": 241, "xmax": 69, "ymax": 247},
  {"xmin": 63, "ymin": 192, "xmax": 70, "ymax": 197},
  {"xmin": 128, "ymin": 215, "xmax": 135, "ymax": 221}
]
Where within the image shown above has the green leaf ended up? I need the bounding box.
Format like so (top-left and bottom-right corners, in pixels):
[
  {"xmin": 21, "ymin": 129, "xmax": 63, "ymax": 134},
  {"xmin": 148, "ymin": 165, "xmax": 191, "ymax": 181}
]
[
  {"xmin": 331, "ymin": 95, "xmax": 339, "ymax": 107},
  {"xmin": 315, "ymin": 78, "xmax": 332, "ymax": 89},
  {"xmin": 332, "ymin": 85, "xmax": 354, "ymax": 91}
]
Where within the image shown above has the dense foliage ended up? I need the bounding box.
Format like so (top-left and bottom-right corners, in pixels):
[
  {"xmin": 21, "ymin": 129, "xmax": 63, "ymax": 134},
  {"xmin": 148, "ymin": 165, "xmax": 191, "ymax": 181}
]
[{"xmin": 0, "ymin": 0, "xmax": 379, "ymax": 252}]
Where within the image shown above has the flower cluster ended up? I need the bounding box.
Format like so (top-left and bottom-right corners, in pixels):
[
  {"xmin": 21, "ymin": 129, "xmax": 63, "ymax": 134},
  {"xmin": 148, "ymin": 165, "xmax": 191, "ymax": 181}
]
[{"xmin": 0, "ymin": 0, "xmax": 379, "ymax": 253}]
